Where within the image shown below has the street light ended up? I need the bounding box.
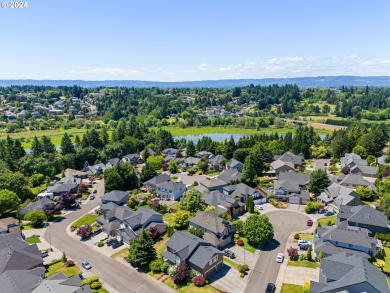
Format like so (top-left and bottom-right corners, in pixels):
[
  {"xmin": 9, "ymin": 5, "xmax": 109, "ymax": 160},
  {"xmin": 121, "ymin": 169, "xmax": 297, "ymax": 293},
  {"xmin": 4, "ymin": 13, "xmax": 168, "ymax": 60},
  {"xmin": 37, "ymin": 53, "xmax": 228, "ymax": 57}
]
[{"xmin": 48, "ymin": 229, "xmax": 56, "ymax": 250}]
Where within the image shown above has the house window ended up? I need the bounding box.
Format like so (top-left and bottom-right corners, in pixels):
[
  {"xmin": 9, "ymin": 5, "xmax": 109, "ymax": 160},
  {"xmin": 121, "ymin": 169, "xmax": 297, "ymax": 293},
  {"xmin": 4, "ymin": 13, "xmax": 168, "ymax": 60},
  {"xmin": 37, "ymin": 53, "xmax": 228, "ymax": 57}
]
[
  {"xmin": 209, "ymin": 255, "xmax": 218, "ymax": 266},
  {"xmin": 349, "ymin": 244, "xmax": 353, "ymax": 248}
]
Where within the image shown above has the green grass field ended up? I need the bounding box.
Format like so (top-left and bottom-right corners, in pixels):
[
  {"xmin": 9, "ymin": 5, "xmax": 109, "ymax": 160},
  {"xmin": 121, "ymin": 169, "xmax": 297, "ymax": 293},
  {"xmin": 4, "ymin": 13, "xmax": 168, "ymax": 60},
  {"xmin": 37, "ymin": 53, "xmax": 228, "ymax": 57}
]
[
  {"xmin": 223, "ymin": 256, "xmax": 240, "ymax": 270},
  {"xmin": 281, "ymin": 283, "xmax": 304, "ymax": 293},
  {"xmin": 25, "ymin": 235, "xmax": 41, "ymax": 244},
  {"xmin": 163, "ymin": 277, "xmax": 219, "ymax": 293},
  {"xmin": 46, "ymin": 261, "xmax": 81, "ymax": 277},
  {"xmin": 163, "ymin": 213, "xmax": 175, "ymax": 226},
  {"xmin": 318, "ymin": 215, "xmax": 337, "ymax": 226},
  {"xmin": 238, "ymin": 237, "xmax": 256, "ymax": 253},
  {"xmin": 72, "ymin": 214, "xmax": 98, "ymax": 228},
  {"xmin": 383, "ymin": 247, "xmax": 390, "ymax": 273},
  {"xmin": 288, "ymin": 260, "xmax": 320, "ymax": 269}
]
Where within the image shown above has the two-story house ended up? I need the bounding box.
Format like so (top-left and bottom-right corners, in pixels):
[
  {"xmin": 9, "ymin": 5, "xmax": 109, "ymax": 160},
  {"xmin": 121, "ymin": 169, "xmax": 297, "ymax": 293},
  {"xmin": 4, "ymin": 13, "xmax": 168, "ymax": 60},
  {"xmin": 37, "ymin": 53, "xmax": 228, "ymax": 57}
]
[
  {"xmin": 156, "ymin": 182, "xmax": 187, "ymax": 201},
  {"xmin": 143, "ymin": 174, "xmax": 171, "ymax": 193},
  {"xmin": 162, "ymin": 231, "xmax": 223, "ymax": 278},
  {"xmin": 121, "ymin": 154, "xmax": 143, "ymax": 165},
  {"xmin": 203, "ymin": 190, "xmax": 245, "ymax": 217},
  {"xmin": 101, "ymin": 190, "xmax": 129, "ymax": 206},
  {"xmin": 189, "ymin": 211, "xmax": 235, "ymax": 249},
  {"xmin": 274, "ymin": 171, "xmax": 310, "ymax": 204},
  {"xmin": 317, "ymin": 183, "xmax": 361, "ymax": 213},
  {"xmin": 222, "ymin": 183, "xmax": 262, "ymax": 203},
  {"xmin": 162, "ymin": 148, "xmax": 179, "ymax": 157},
  {"xmin": 225, "ymin": 159, "xmax": 243, "ymax": 172},
  {"xmin": 180, "ymin": 157, "xmax": 201, "ymax": 171}
]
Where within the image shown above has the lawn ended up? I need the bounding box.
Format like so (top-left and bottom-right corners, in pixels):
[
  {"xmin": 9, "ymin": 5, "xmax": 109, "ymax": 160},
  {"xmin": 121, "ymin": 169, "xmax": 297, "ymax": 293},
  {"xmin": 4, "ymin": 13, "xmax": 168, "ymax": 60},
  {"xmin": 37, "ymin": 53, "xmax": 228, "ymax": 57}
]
[
  {"xmin": 223, "ymin": 256, "xmax": 240, "ymax": 270},
  {"xmin": 72, "ymin": 214, "xmax": 98, "ymax": 228},
  {"xmin": 163, "ymin": 213, "xmax": 175, "ymax": 225},
  {"xmin": 110, "ymin": 247, "xmax": 129, "ymax": 259},
  {"xmin": 239, "ymin": 237, "xmax": 256, "ymax": 253},
  {"xmin": 383, "ymin": 247, "xmax": 390, "ymax": 273},
  {"xmin": 288, "ymin": 260, "xmax": 320, "ymax": 269},
  {"xmin": 318, "ymin": 215, "xmax": 336, "ymax": 226},
  {"xmin": 294, "ymin": 233, "xmax": 314, "ymax": 242},
  {"xmin": 46, "ymin": 261, "xmax": 81, "ymax": 277},
  {"xmin": 170, "ymin": 202, "xmax": 181, "ymax": 210},
  {"xmin": 155, "ymin": 235, "xmax": 169, "ymax": 257},
  {"xmin": 281, "ymin": 283, "xmax": 304, "ymax": 293},
  {"xmin": 91, "ymin": 288, "xmax": 110, "ymax": 293},
  {"xmin": 163, "ymin": 277, "xmax": 220, "ymax": 293},
  {"xmin": 25, "ymin": 235, "xmax": 41, "ymax": 244}
]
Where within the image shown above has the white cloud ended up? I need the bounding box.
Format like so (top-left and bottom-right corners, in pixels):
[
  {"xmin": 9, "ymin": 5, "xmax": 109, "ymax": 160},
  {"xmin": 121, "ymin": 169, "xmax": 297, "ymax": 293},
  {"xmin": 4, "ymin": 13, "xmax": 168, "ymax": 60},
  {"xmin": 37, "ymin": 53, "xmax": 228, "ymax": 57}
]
[
  {"xmin": 346, "ymin": 53, "xmax": 358, "ymax": 59},
  {"xmin": 197, "ymin": 63, "xmax": 208, "ymax": 71},
  {"xmin": 265, "ymin": 57, "xmax": 304, "ymax": 64},
  {"xmin": 361, "ymin": 61, "xmax": 375, "ymax": 66},
  {"xmin": 380, "ymin": 59, "xmax": 390, "ymax": 64},
  {"xmin": 216, "ymin": 64, "xmax": 242, "ymax": 72},
  {"xmin": 161, "ymin": 70, "xmax": 176, "ymax": 76},
  {"xmin": 183, "ymin": 70, "xmax": 193, "ymax": 73}
]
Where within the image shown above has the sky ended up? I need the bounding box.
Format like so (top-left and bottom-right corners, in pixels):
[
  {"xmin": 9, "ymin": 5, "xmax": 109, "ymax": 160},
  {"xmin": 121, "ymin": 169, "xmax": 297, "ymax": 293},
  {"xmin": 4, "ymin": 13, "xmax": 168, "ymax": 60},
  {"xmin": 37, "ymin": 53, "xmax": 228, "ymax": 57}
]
[{"xmin": 1, "ymin": 0, "xmax": 390, "ymax": 81}]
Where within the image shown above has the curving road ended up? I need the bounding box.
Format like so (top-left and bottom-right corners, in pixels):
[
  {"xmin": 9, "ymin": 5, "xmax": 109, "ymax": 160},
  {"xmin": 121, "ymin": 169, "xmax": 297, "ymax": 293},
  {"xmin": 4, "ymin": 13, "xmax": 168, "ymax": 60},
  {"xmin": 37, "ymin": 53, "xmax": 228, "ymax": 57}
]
[
  {"xmin": 244, "ymin": 210, "xmax": 310, "ymax": 293},
  {"xmin": 44, "ymin": 179, "xmax": 168, "ymax": 293}
]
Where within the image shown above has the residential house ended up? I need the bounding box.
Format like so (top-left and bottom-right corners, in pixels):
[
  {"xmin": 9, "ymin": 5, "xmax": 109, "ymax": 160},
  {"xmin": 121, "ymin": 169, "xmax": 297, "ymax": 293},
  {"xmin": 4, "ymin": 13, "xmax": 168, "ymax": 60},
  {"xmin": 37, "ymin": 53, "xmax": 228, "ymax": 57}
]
[
  {"xmin": 20, "ymin": 197, "xmax": 54, "ymax": 215},
  {"xmin": 47, "ymin": 183, "xmax": 78, "ymax": 196},
  {"xmin": 143, "ymin": 174, "xmax": 171, "ymax": 193},
  {"xmin": 0, "ymin": 218, "xmax": 19, "ymax": 234},
  {"xmin": 274, "ymin": 152, "xmax": 303, "ymax": 167},
  {"xmin": 269, "ymin": 160, "xmax": 295, "ymax": 176},
  {"xmin": 32, "ymin": 272, "xmax": 92, "ymax": 293},
  {"xmin": 97, "ymin": 205, "xmax": 133, "ymax": 236},
  {"xmin": 225, "ymin": 159, "xmax": 244, "ymax": 172},
  {"xmin": 314, "ymin": 221, "xmax": 381, "ymax": 258},
  {"xmin": 338, "ymin": 173, "xmax": 377, "ymax": 193},
  {"xmin": 209, "ymin": 155, "xmax": 226, "ymax": 170},
  {"xmin": 162, "ymin": 231, "xmax": 223, "ymax": 278},
  {"xmin": 274, "ymin": 172, "xmax": 310, "ymax": 204},
  {"xmin": 196, "ymin": 178, "xmax": 228, "ymax": 193},
  {"xmin": 140, "ymin": 148, "xmax": 157, "ymax": 160},
  {"xmin": 337, "ymin": 205, "xmax": 389, "ymax": 236},
  {"xmin": 58, "ymin": 176, "xmax": 82, "ymax": 185},
  {"xmin": 121, "ymin": 154, "xmax": 143, "ymax": 165},
  {"xmin": 180, "ymin": 157, "xmax": 201, "ymax": 171},
  {"xmin": 189, "ymin": 211, "xmax": 235, "ymax": 249},
  {"xmin": 377, "ymin": 155, "xmax": 389, "ymax": 167},
  {"xmin": 64, "ymin": 169, "xmax": 88, "ymax": 179},
  {"xmin": 101, "ymin": 190, "xmax": 129, "ymax": 206},
  {"xmin": 222, "ymin": 183, "xmax": 262, "ymax": 202},
  {"xmin": 203, "ymin": 190, "xmax": 245, "ymax": 217},
  {"xmin": 163, "ymin": 155, "xmax": 180, "ymax": 164},
  {"xmin": 162, "ymin": 148, "xmax": 179, "ymax": 157},
  {"xmin": 106, "ymin": 158, "xmax": 120, "ymax": 169},
  {"xmin": 84, "ymin": 163, "xmax": 106, "ymax": 175},
  {"xmin": 217, "ymin": 169, "xmax": 242, "ymax": 184},
  {"xmin": 310, "ymin": 252, "xmax": 390, "ymax": 293},
  {"xmin": 0, "ymin": 268, "xmax": 46, "ymax": 293},
  {"xmin": 156, "ymin": 182, "xmax": 187, "ymax": 201},
  {"xmin": 196, "ymin": 151, "xmax": 214, "ymax": 159},
  {"xmin": 341, "ymin": 153, "xmax": 378, "ymax": 177},
  {"xmin": 0, "ymin": 234, "xmax": 43, "ymax": 274},
  {"xmin": 317, "ymin": 183, "xmax": 361, "ymax": 213}
]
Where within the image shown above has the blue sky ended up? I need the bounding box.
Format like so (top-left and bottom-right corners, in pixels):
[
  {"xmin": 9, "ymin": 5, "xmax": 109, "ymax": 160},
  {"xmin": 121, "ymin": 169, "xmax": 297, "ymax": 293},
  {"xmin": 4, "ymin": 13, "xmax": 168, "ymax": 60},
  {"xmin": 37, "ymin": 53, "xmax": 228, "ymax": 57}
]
[{"xmin": 1, "ymin": 0, "xmax": 390, "ymax": 81}]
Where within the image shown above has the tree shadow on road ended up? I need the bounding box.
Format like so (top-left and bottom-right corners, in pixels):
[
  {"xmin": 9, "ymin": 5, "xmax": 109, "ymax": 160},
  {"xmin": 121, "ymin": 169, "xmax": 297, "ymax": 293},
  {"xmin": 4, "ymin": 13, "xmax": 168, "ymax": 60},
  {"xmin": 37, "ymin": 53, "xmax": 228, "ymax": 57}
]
[{"xmin": 259, "ymin": 239, "xmax": 280, "ymax": 251}]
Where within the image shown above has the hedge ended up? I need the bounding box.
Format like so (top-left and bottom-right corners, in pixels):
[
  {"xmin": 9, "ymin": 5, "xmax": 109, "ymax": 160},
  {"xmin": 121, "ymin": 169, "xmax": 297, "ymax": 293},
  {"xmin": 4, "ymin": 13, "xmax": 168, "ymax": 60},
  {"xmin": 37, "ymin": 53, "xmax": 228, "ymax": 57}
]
[
  {"xmin": 82, "ymin": 275, "xmax": 99, "ymax": 285},
  {"xmin": 375, "ymin": 233, "xmax": 390, "ymax": 242},
  {"xmin": 46, "ymin": 259, "xmax": 62, "ymax": 266}
]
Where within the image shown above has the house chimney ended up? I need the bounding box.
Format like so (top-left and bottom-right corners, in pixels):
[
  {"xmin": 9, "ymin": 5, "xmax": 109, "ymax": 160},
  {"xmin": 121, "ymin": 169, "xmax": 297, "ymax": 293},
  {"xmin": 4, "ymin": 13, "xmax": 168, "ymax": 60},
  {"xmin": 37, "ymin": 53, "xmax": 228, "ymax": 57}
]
[{"xmin": 7, "ymin": 244, "xmax": 14, "ymax": 256}]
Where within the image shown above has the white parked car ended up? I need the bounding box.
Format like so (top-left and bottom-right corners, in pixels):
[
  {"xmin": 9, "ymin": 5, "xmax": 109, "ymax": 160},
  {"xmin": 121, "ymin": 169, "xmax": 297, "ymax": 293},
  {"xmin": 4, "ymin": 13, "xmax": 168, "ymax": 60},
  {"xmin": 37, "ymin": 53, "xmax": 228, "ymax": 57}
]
[
  {"xmin": 255, "ymin": 205, "xmax": 263, "ymax": 210},
  {"xmin": 298, "ymin": 240, "xmax": 312, "ymax": 246},
  {"xmin": 276, "ymin": 253, "xmax": 284, "ymax": 263}
]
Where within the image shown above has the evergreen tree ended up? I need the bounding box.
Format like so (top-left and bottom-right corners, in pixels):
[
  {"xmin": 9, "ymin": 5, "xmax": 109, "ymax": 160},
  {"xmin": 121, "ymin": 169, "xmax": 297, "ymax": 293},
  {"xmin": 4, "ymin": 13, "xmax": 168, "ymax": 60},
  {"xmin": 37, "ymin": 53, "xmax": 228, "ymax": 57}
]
[
  {"xmin": 242, "ymin": 155, "xmax": 257, "ymax": 186},
  {"xmin": 101, "ymin": 126, "xmax": 110, "ymax": 145},
  {"xmin": 41, "ymin": 136, "xmax": 56, "ymax": 154},
  {"xmin": 61, "ymin": 132, "xmax": 75, "ymax": 155},
  {"xmin": 308, "ymin": 170, "xmax": 331, "ymax": 196},
  {"xmin": 140, "ymin": 162, "xmax": 157, "ymax": 183},
  {"xmin": 74, "ymin": 135, "xmax": 81, "ymax": 147},
  {"xmin": 31, "ymin": 136, "xmax": 43, "ymax": 156},
  {"xmin": 129, "ymin": 228, "xmax": 156, "ymax": 268},
  {"xmin": 186, "ymin": 140, "xmax": 196, "ymax": 157}
]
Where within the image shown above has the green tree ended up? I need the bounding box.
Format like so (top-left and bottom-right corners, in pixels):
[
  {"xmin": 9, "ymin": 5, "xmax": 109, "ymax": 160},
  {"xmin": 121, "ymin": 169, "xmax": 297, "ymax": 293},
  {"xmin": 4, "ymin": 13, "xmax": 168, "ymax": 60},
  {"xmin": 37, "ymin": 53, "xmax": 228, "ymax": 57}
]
[
  {"xmin": 197, "ymin": 160, "xmax": 208, "ymax": 173},
  {"xmin": 41, "ymin": 136, "xmax": 56, "ymax": 154},
  {"xmin": 249, "ymin": 143, "xmax": 266, "ymax": 175},
  {"xmin": 242, "ymin": 155, "xmax": 257, "ymax": 186},
  {"xmin": 61, "ymin": 132, "xmax": 75, "ymax": 155},
  {"xmin": 0, "ymin": 189, "xmax": 20, "ymax": 216},
  {"xmin": 168, "ymin": 160, "xmax": 178, "ymax": 173},
  {"xmin": 376, "ymin": 177, "xmax": 390, "ymax": 197},
  {"xmin": 104, "ymin": 168, "xmax": 124, "ymax": 191},
  {"xmin": 140, "ymin": 163, "xmax": 157, "ymax": 183},
  {"xmin": 221, "ymin": 212, "xmax": 233, "ymax": 221},
  {"xmin": 308, "ymin": 170, "xmax": 331, "ymax": 196},
  {"xmin": 317, "ymin": 251, "xmax": 325, "ymax": 260},
  {"xmin": 167, "ymin": 225, "xmax": 175, "ymax": 237},
  {"xmin": 356, "ymin": 186, "xmax": 374, "ymax": 201},
  {"xmin": 310, "ymin": 145, "xmax": 327, "ymax": 159},
  {"xmin": 146, "ymin": 156, "xmax": 164, "ymax": 171},
  {"xmin": 189, "ymin": 227, "xmax": 204, "ymax": 238},
  {"xmin": 116, "ymin": 163, "xmax": 138, "ymax": 190},
  {"xmin": 352, "ymin": 145, "xmax": 367, "ymax": 159},
  {"xmin": 101, "ymin": 126, "xmax": 110, "ymax": 145},
  {"xmin": 24, "ymin": 210, "xmax": 47, "ymax": 227},
  {"xmin": 31, "ymin": 136, "xmax": 43, "ymax": 156},
  {"xmin": 0, "ymin": 172, "xmax": 32, "ymax": 201},
  {"xmin": 205, "ymin": 205, "xmax": 217, "ymax": 212},
  {"xmin": 366, "ymin": 155, "xmax": 376, "ymax": 167},
  {"xmin": 245, "ymin": 196, "xmax": 255, "ymax": 213},
  {"xmin": 243, "ymin": 214, "xmax": 274, "ymax": 247},
  {"xmin": 186, "ymin": 140, "xmax": 196, "ymax": 157},
  {"xmin": 233, "ymin": 220, "xmax": 244, "ymax": 235},
  {"xmin": 306, "ymin": 246, "xmax": 312, "ymax": 262},
  {"xmin": 173, "ymin": 210, "xmax": 191, "ymax": 230},
  {"xmin": 129, "ymin": 228, "xmax": 156, "ymax": 268},
  {"xmin": 180, "ymin": 189, "xmax": 204, "ymax": 214}
]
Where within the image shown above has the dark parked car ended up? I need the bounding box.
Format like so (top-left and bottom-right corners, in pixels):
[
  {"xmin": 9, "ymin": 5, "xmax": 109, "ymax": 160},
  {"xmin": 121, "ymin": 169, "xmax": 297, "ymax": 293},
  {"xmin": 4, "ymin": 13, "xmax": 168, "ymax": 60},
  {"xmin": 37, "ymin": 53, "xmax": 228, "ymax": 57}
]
[
  {"xmin": 111, "ymin": 240, "xmax": 124, "ymax": 249},
  {"xmin": 324, "ymin": 210, "xmax": 335, "ymax": 216},
  {"xmin": 41, "ymin": 251, "xmax": 49, "ymax": 258},
  {"xmin": 224, "ymin": 249, "xmax": 236, "ymax": 259},
  {"xmin": 265, "ymin": 283, "xmax": 276, "ymax": 293},
  {"xmin": 106, "ymin": 238, "xmax": 115, "ymax": 246},
  {"xmin": 307, "ymin": 219, "xmax": 313, "ymax": 226}
]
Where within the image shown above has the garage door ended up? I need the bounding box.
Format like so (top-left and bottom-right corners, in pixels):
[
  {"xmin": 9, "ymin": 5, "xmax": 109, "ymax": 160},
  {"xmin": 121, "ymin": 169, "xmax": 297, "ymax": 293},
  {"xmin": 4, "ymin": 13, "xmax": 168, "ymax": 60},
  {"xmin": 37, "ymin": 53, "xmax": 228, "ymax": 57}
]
[{"xmin": 289, "ymin": 196, "xmax": 300, "ymax": 205}]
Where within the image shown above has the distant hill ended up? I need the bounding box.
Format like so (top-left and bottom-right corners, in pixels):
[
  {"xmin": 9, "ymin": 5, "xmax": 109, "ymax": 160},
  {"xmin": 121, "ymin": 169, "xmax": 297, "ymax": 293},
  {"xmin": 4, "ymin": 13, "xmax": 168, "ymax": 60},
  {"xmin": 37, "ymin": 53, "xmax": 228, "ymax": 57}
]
[{"xmin": 1, "ymin": 76, "xmax": 390, "ymax": 88}]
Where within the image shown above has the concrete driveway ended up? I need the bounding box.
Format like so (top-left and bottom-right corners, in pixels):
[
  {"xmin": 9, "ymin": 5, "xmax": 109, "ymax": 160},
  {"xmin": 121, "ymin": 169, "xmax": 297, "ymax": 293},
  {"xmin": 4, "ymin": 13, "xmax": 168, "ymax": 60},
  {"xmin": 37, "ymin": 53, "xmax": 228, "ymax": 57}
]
[
  {"xmin": 244, "ymin": 210, "xmax": 310, "ymax": 293},
  {"xmin": 223, "ymin": 244, "xmax": 258, "ymax": 269},
  {"xmin": 282, "ymin": 266, "xmax": 319, "ymax": 286},
  {"xmin": 208, "ymin": 263, "xmax": 248, "ymax": 293}
]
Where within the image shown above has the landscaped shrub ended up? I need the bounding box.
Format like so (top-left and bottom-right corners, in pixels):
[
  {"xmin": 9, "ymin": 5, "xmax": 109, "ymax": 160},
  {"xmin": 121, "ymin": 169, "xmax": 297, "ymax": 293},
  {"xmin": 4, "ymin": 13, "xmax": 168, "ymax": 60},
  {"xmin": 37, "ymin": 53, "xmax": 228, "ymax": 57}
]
[
  {"xmin": 375, "ymin": 233, "xmax": 390, "ymax": 242},
  {"xmin": 237, "ymin": 239, "xmax": 244, "ymax": 246},
  {"xmin": 294, "ymin": 233, "xmax": 300, "ymax": 240},
  {"xmin": 82, "ymin": 275, "xmax": 99, "ymax": 285},
  {"xmin": 149, "ymin": 259, "xmax": 163, "ymax": 273},
  {"xmin": 97, "ymin": 241, "xmax": 104, "ymax": 247},
  {"xmin": 160, "ymin": 262, "xmax": 169, "ymax": 274},
  {"xmin": 65, "ymin": 260, "xmax": 75, "ymax": 267},
  {"xmin": 90, "ymin": 281, "xmax": 102, "ymax": 290},
  {"xmin": 238, "ymin": 264, "xmax": 249, "ymax": 274},
  {"xmin": 234, "ymin": 233, "xmax": 240, "ymax": 240},
  {"xmin": 193, "ymin": 275, "xmax": 206, "ymax": 287},
  {"xmin": 239, "ymin": 273, "xmax": 245, "ymax": 278}
]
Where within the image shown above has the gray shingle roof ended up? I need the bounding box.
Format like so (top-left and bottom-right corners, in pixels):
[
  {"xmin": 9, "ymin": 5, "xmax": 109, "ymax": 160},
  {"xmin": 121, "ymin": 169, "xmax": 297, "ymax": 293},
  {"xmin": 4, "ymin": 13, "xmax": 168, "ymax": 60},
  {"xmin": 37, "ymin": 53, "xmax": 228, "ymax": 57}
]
[
  {"xmin": 189, "ymin": 245, "xmax": 222, "ymax": 269},
  {"xmin": 210, "ymin": 155, "xmax": 226, "ymax": 166},
  {"xmin": 275, "ymin": 152, "xmax": 303, "ymax": 166},
  {"xmin": 101, "ymin": 190, "xmax": 129, "ymax": 203},
  {"xmin": 226, "ymin": 159, "xmax": 243, "ymax": 169},
  {"xmin": 189, "ymin": 211, "xmax": 232, "ymax": 235},
  {"xmin": 0, "ymin": 269, "xmax": 44, "ymax": 293},
  {"xmin": 318, "ymin": 183, "xmax": 359, "ymax": 206},
  {"xmin": 165, "ymin": 231, "xmax": 208, "ymax": 260},
  {"xmin": 339, "ymin": 173, "xmax": 377, "ymax": 192},
  {"xmin": 20, "ymin": 197, "xmax": 54, "ymax": 215},
  {"xmin": 311, "ymin": 252, "xmax": 390, "ymax": 293},
  {"xmin": 223, "ymin": 183, "xmax": 257, "ymax": 198},
  {"xmin": 217, "ymin": 169, "xmax": 242, "ymax": 184},
  {"xmin": 338, "ymin": 205, "xmax": 389, "ymax": 230},
  {"xmin": 144, "ymin": 174, "xmax": 170, "ymax": 186},
  {"xmin": 156, "ymin": 181, "xmax": 186, "ymax": 192}
]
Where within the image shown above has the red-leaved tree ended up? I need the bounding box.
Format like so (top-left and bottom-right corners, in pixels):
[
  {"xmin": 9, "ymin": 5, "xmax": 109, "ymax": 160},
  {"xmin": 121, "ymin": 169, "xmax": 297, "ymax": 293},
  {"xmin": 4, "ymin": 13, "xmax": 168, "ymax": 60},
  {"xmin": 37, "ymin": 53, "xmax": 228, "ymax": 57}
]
[
  {"xmin": 172, "ymin": 263, "xmax": 189, "ymax": 284},
  {"xmin": 76, "ymin": 225, "xmax": 92, "ymax": 239},
  {"xmin": 146, "ymin": 226, "xmax": 160, "ymax": 240},
  {"xmin": 287, "ymin": 246, "xmax": 299, "ymax": 260}
]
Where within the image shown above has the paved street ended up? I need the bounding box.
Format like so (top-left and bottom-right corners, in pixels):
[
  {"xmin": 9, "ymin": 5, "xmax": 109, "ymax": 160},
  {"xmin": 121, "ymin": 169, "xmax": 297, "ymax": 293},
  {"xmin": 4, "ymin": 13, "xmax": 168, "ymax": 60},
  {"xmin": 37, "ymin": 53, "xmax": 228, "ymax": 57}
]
[
  {"xmin": 44, "ymin": 179, "xmax": 171, "ymax": 293},
  {"xmin": 244, "ymin": 210, "xmax": 310, "ymax": 293}
]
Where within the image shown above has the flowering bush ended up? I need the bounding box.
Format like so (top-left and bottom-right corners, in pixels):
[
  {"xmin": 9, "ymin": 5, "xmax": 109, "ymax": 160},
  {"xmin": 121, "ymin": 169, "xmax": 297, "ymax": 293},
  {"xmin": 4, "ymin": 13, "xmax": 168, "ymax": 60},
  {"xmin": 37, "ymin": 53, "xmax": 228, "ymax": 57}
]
[
  {"xmin": 65, "ymin": 260, "xmax": 75, "ymax": 267},
  {"xmin": 237, "ymin": 239, "xmax": 244, "ymax": 246},
  {"xmin": 193, "ymin": 275, "xmax": 206, "ymax": 287}
]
